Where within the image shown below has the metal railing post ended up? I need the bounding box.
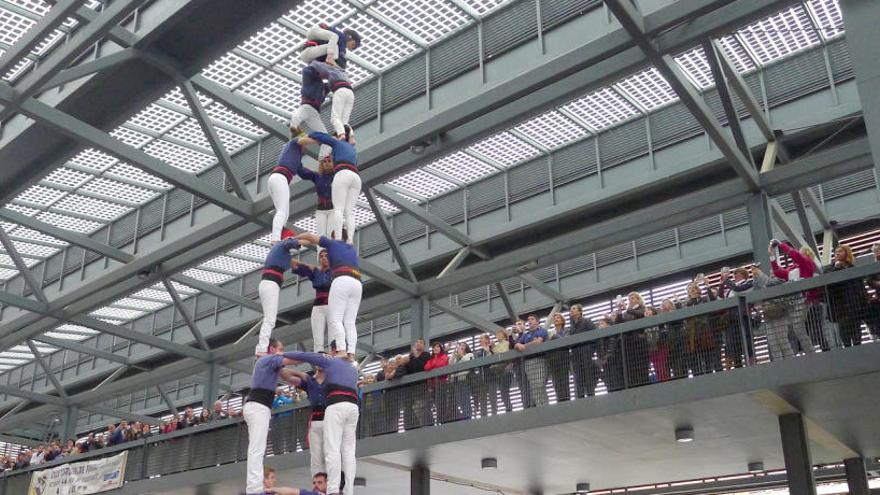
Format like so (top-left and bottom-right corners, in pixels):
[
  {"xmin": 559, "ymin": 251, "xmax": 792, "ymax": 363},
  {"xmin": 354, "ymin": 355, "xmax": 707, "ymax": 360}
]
[
  {"xmin": 620, "ymin": 335, "xmax": 629, "ymax": 389},
  {"xmin": 737, "ymin": 296, "xmax": 753, "ymax": 366}
]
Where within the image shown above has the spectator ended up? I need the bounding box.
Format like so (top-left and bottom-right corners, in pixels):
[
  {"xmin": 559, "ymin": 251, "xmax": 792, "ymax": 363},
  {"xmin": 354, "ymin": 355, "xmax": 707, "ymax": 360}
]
[
  {"xmin": 825, "ymin": 244, "xmax": 867, "ymax": 347},
  {"xmin": 43, "ymin": 441, "xmax": 61, "ymax": 462},
  {"xmin": 449, "ymin": 342, "xmax": 474, "ymax": 420},
  {"xmin": 546, "ymin": 313, "xmax": 572, "ymax": 402},
  {"xmin": 213, "ymin": 400, "xmax": 230, "ymax": 420},
  {"xmin": 141, "ymin": 422, "xmax": 153, "ymax": 439},
  {"xmin": 569, "ymin": 304, "xmax": 599, "ymax": 399},
  {"xmin": 181, "ymin": 407, "xmax": 197, "ymax": 429},
  {"xmin": 509, "ymin": 319, "xmax": 526, "ymax": 349},
  {"xmin": 771, "ymin": 240, "xmax": 830, "ymax": 351},
  {"xmin": 718, "ymin": 267, "xmax": 757, "ymax": 367},
  {"xmin": 867, "ymin": 242, "xmax": 880, "ymax": 340},
  {"xmin": 61, "ymin": 439, "xmax": 76, "ymax": 458},
  {"xmin": 492, "ymin": 329, "xmax": 513, "ymax": 413},
  {"xmin": 273, "ymin": 389, "xmax": 294, "ymax": 417},
  {"xmin": 472, "ymin": 334, "xmax": 495, "ymax": 417},
  {"xmin": 515, "ymin": 314, "xmax": 549, "ymax": 407},
  {"xmin": 425, "ymin": 342, "xmax": 449, "ymax": 422},
  {"xmin": 400, "ymin": 339, "xmax": 431, "ymax": 429},
  {"xmin": 14, "ymin": 452, "xmax": 29, "ymax": 470},
  {"xmin": 104, "ymin": 424, "xmax": 119, "ymax": 447},
  {"xmin": 199, "ymin": 408, "xmax": 212, "ymax": 425},
  {"xmin": 376, "ymin": 355, "xmax": 406, "ymax": 434},
  {"xmin": 682, "ymin": 280, "xmax": 722, "ymax": 375}
]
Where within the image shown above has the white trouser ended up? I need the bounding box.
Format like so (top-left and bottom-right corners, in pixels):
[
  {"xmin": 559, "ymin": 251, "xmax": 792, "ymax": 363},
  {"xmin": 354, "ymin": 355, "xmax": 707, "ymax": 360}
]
[
  {"xmin": 330, "ymin": 88, "xmax": 354, "ymax": 137},
  {"xmin": 309, "ymin": 419, "xmax": 325, "ymax": 476},
  {"xmin": 323, "ymin": 402, "xmax": 359, "ymax": 495},
  {"xmin": 311, "ymin": 304, "xmax": 329, "ymax": 352},
  {"xmin": 268, "ymin": 173, "xmax": 291, "ymax": 243},
  {"xmin": 257, "ymin": 280, "xmax": 280, "ymax": 355},
  {"xmin": 328, "ymin": 276, "xmax": 362, "ymax": 354},
  {"xmin": 315, "ymin": 209, "xmax": 333, "ymax": 253},
  {"xmin": 243, "ymin": 402, "xmax": 271, "ymax": 494},
  {"xmin": 331, "ymin": 169, "xmax": 361, "ymax": 243},
  {"xmin": 302, "ymin": 27, "xmax": 340, "ymax": 63},
  {"xmin": 290, "ymin": 105, "xmax": 330, "ymax": 158}
]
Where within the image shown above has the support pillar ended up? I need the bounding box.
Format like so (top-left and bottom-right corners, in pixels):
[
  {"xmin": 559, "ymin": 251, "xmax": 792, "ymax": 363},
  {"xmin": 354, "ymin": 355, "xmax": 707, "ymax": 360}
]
[
  {"xmin": 202, "ymin": 364, "xmax": 220, "ymax": 410},
  {"xmin": 61, "ymin": 406, "xmax": 79, "ymax": 441},
  {"xmin": 840, "ymin": 0, "xmax": 880, "ymax": 175},
  {"xmin": 844, "ymin": 457, "xmax": 870, "ymax": 495},
  {"xmin": 411, "ymin": 464, "xmax": 430, "ymax": 495},
  {"xmin": 748, "ymin": 192, "xmax": 774, "ymax": 268},
  {"xmin": 779, "ymin": 413, "xmax": 817, "ymax": 495},
  {"xmin": 410, "ymin": 296, "xmax": 431, "ymax": 342}
]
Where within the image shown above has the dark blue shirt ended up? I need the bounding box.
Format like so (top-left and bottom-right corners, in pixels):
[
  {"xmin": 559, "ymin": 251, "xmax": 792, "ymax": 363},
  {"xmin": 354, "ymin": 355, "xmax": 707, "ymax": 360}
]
[
  {"xmin": 296, "ymin": 165, "xmax": 333, "ymax": 209},
  {"xmin": 251, "ymin": 354, "xmax": 284, "ymax": 391},
  {"xmin": 301, "ymin": 375, "xmax": 327, "ymax": 410},
  {"xmin": 517, "ymin": 327, "xmax": 549, "ymax": 345},
  {"xmin": 300, "ymin": 64, "xmax": 326, "ymax": 110},
  {"xmin": 282, "ymin": 352, "xmax": 358, "ymax": 392},
  {"xmin": 274, "ymin": 141, "xmax": 304, "ymax": 181},
  {"xmin": 292, "ymin": 264, "xmax": 332, "ymax": 292},
  {"xmin": 264, "ymin": 238, "xmax": 300, "ymax": 270},
  {"xmin": 315, "ymin": 26, "xmax": 348, "ymax": 69},
  {"xmin": 318, "ymin": 236, "xmax": 359, "ymax": 270},
  {"xmin": 309, "ymin": 132, "xmax": 357, "ymax": 169}
]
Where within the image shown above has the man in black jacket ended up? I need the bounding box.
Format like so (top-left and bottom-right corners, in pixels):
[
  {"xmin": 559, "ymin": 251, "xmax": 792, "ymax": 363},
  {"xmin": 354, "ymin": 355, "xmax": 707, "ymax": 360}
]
[{"xmin": 569, "ymin": 304, "xmax": 599, "ymax": 398}]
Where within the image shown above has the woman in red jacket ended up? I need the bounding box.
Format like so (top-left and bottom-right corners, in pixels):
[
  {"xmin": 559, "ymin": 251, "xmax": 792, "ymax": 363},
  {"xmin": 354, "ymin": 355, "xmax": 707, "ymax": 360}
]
[
  {"xmin": 770, "ymin": 240, "xmax": 829, "ymax": 352},
  {"xmin": 424, "ymin": 342, "xmax": 449, "ymax": 423}
]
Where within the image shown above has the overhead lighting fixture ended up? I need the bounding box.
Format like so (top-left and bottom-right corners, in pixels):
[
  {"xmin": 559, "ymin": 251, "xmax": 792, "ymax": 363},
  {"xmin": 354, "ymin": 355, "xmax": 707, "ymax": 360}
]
[
  {"xmin": 481, "ymin": 457, "xmax": 497, "ymax": 470},
  {"xmin": 748, "ymin": 461, "xmax": 764, "ymax": 473},
  {"xmin": 354, "ymin": 477, "xmax": 367, "ymax": 487},
  {"xmin": 576, "ymin": 482, "xmax": 591, "ymax": 493},
  {"xmin": 675, "ymin": 427, "xmax": 694, "ymax": 443}
]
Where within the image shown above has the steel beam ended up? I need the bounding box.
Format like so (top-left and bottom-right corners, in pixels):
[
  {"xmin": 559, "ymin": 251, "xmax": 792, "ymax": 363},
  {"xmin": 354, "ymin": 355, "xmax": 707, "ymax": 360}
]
[
  {"xmin": 365, "ymin": 189, "xmax": 417, "ymax": 282},
  {"xmin": 0, "ymin": 207, "xmax": 134, "ymax": 262},
  {"xmin": 779, "ymin": 413, "xmax": 817, "ymax": 495},
  {"xmin": 769, "ymin": 198, "xmax": 810, "ymax": 250},
  {"xmin": 170, "ymin": 274, "xmax": 262, "ymax": 312},
  {"xmin": 4, "ymin": 96, "xmax": 254, "ymax": 218},
  {"xmin": 712, "ymin": 39, "xmax": 774, "ymax": 142},
  {"xmin": 495, "ymin": 282, "xmax": 519, "ymax": 323},
  {"xmin": 702, "ymin": 39, "xmax": 752, "ymax": 163},
  {"xmin": 0, "ymin": 226, "xmax": 48, "ymax": 302},
  {"xmin": 69, "ymin": 315, "xmax": 211, "ymax": 361},
  {"xmin": 605, "ymin": 0, "xmax": 760, "ymax": 191},
  {"xmin": 81, "ymin": 404, "xmax": 161, "ymax": 425},
  {"xmin": 91, "ymin": 365, "xmax": 129, "ymax": 391},
  {"xmin": 0, "ymin": 384, "xmax": 65, "ymax": 407},
  {"xmin": 189, "ymin": 74, "xmax": 289, "ymax": 142},
  {"xmin": 40, "ymin": 47, "xmax": 142, "ymax": 91},
  {"xmin": 519, "ymin": 272, "xmax": 568, "ymax": 304},
  {"xmin": 789, "ymin": 190, "xmax": 821, "ymax": 255},
  {"xmin": 840, "ymin": 0, "xmax": 880, "ymax": 177},
  {"xmin": 34, "ymin": 335, "xmax": 134, "ymax": 367},
  {"xmin": 844, "ymin": 457, "xmax": 870, "ymax": 495},
  {"xmin": 437, "ymin": 247, "xmax": 471, "ymax": 278},
  {"xmin": 430, "ymin": 298, "xmax": 503, "ymax": 334},
  {"xmin": 161, "ymin": 278, "xmax": 210, "ymax": 351},
  {"xmin": 27, "ymin": 340, "xmax": 68, "ymax": 399},
  {"xmin": 0, "ymin": 0, "xmax": 83, "ymax": 78},
  {"xmin": 155, "ymin": 384, "xmax": 179, "ymax": 416},
  {"xmin": 411, "ymin": 463, "xmax": 430, "ymax": 495},
  {"xmin": 359, "ymin": 259, "xmax": 419, "ymax": 296}
]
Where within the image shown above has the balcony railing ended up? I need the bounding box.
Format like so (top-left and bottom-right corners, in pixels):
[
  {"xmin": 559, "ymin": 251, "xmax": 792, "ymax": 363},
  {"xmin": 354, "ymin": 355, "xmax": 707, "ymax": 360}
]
[{"xmin": 3, "ymin": 263, "xmax": 879, "ymax": 494}]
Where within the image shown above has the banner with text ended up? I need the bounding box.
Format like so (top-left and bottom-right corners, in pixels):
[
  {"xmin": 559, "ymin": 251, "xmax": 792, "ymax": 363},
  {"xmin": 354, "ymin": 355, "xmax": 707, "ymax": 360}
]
[{"xmin": 28, "ymin": 451, "xmax": 127, "ymax": 495}]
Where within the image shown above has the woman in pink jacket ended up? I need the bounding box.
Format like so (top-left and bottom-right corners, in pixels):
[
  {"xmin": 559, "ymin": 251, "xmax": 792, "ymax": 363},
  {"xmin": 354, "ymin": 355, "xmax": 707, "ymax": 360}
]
[{"xmin": 770, "ymin": 240, "xmax": 830, "ymax": 352}]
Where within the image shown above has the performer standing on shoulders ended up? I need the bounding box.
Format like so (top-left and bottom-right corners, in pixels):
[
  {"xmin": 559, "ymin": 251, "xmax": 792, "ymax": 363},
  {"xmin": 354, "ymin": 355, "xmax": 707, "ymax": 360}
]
[
  {"xmin": 296, "ymin": 157, "xmax": 335, "ymax": 246},
  {"xmin": 281, "ymin": 349, "xmax": 359, "ymax": 495},
  {"xmin": 284, "ymin": 367, "xmax": 328, "ymax": 476},
  {"xmin": 298, "ymin": 129, "xmax": 359, "ymax": 244},
  {"xmin": 268, "ymin": 139, "xmax": 303, "ymax": 244},
  {"xmin": 256, "ymin": 229, "xmax": 299, "ymax": 356},
  {"xmin": 290, "ymin": 62, "xmax": 330, "ymax": 158},
  {"xmin": 261, "ymin": 464, "xmax": 325, "ymax": 494},
  {"xmin": 296, "ymin": 232, "xmax": 361, "ymax": 358},
  {"xmin": 307, "ymin": 60, "xmax": 354, "ymax": 139},
  {"xmin": 300, "ymin": 23, "xmax": 361, "ymax": 70},
  {"xmin": 291, "ymin": 250, "xmax": 332, "ymax": 353}
]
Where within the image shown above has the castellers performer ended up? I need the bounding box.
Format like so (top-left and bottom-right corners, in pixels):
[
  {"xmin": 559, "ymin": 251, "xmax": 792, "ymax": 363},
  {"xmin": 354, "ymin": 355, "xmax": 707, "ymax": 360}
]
[
  {"xmin": 284, "ymin": 366, "xmax": 328, "ymax": 476},
  {"xmin": 289, "ymin": 61, "xmax": 331, "ymax": 159},
  {"xmin": 300, "ymin": 23, "xmax": 361, "ymax": 70},
  {"xmin": 281, "ymin": 348, "xmax": 359, "ymax": 495},
  {"xmin": 295, "ymin": 157, "xmax": 334, "ymax": 247},
  {"xmin": 298, "ymin": 129, "xmax": 359, "ymax": 245},
  {"xmin": 268, "ymin": 139, "xmax": 303, "ymax": 244},
  {"xmin": 295, "ymin": 232, "xmax": 361, "ymax": 358},
  {"xmin": 307, "ymin": 60, "xmax": 354, "ymax": 140},
  {"xmin": 256, "ymin": 229, "xmax": 300, "ymax": 356},
  {"xmin": 260, "ymin": 465, "xmax": 325, "ymax": 495},
  {"xmin": 291, "ymin": 250, "xmax": 332, "ymax": 353},
  {"xmin": 244, "ymin": 338, "xmax": 305, "ymax": 495}
]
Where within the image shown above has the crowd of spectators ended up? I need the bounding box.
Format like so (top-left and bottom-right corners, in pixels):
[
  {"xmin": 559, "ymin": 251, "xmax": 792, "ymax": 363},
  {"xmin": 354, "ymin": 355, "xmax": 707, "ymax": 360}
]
[{"xmin": 4, "ymin": 240, "xmax": 880, "ymax": 471}]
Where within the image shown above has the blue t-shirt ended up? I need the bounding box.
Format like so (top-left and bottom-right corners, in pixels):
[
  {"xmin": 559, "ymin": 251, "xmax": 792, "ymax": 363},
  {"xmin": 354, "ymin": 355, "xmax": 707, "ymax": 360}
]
[
  {"xmin": 292, "ymin": 264, "xmax": 332, "ymax": 292},
  {"xmin": 296, "ymin": 165, "xmax": 333, "ymax": 209},
  {"xmin": 300, "ymin": 64, "xmax": 326, "ymax": 109},
  {"xmin": 309, "ymin": 132, "xmax": 357, "ymax": 169},
  {"xmin": 318, "ymin": 236, "xmax": 359, "ymax": 270},
  {"xmin": 517, "ymin": 327, "xmax": 549, "ymax": 345},
  {"xmin": 275, "ymin": 140, "xmax": 303, "ymax": 177},
  {"xmin": 264, "ymin": 238, "xmax": 300, "ymax": 270},
  {"xmin": 251, "ymin": 354, "xmax": 284, "ymax": 391},
  {"xmin": 283, "ymin": 352, "xmax": 357, "ymax": 391},
  {"xmin": 301, "ymin": 375, "xmax": 327, "ymax": 411},
  {"xmin": 315, "ymin": 25, "xmax": 348, "ymax": 69}
]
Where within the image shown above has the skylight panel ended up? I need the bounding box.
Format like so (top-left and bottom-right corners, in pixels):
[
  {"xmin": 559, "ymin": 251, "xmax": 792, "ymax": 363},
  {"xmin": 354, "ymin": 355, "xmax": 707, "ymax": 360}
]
[
  {"xmin": 674, "ymin": 46, "xmax": 715, "ymax": 90},
  {"xmin": 199, "ymin": 255, "xmax": 261, "ymax": 275},
  {"xmin": 181, "ymin": 268, "xmax": 235, "ymax": 284},
  {"xmin": 6, "ymin": 240, "xmax": 57, "ymax": 258},
  {"xmin": 252, "ymin": 104, "xmax": 288, "ymax": 124},
  {"xmin": 55, "ymin": 324, "xmax": 99, "ymax": 335},
  {"xmin": 111, "ymin": 127, "xmax": 153, "ymax": 149},
  {"xmin": 283, "ymin": 0, "xmax": 355, "ymax": 30},
  {"xmin": 717, "ymin": 36, "xmax": 757, "ymax": 73},
  {"xmin": 513, "ymin": 110, "xmax": 588, "ymax": 149},
  {"xmin": 42, "ymin": 167, "xmax": 93, "ymax": 190},
  {"xmin": 90, "ymin": 307, "xmax": 145, "ymax": 321},
  {"xmin": 9, "ymin": 0, "xmax": 51, "ymax": 16},
  {"xmin": 467, "ymin": 131, "xmax": 541, "ymax": 167},
  {"xmin": 202, "ymin": 53, "xmax": 263, "ymax": 90},
  {"xmin": 614, "ymin": 67, "xmax": 677, "ymax": 111},
  {"xmin": 737, "ymin": 6, "xmax": 820, "ymax": 66},
  {"xmin": 7, "ymin": 226, "xmax": 67, "ymax": 245},
  {"xmin": 353, "ymin": 206, "xmax": 376, "ymax": 226},
  {"xmin": 0, "ymin": 253, "xmax": 39, "ymax": 267},
  {"xmin": 41, "ymin": 332, "xmax": 88, "ymax": 340},
  {"xmin": 160, "ymin": 87, "xmax": 203, "ymax": 110},
  {"xmin": 238, "ymin": 71, "xmax": 301, "ymax": 114},
  {"xmin": 229, "ymin": 242, "xmax": 270, "ymax": 261},
  {"xmin": 36, "ymin": 211, "xmax": 103, "ymax": 234},
  {"xmin": 13, "ymin": 184, "xmax": 66, "ymax": 208},
  {"xmin": 806, "ymin": 0, "xmax": 844, "ymax": 40},
  {"xmin": 31, "ymin": 28, "xmax": 65, "ymax": 56},
  {"xmin": 105, "ymin": 163, "xmax": 172, "ymax": 190},
  {"xmin": 215, "ymin": 127, "xmax": 254, "ymax": 154},
  {"xmin": 112, "ymin": 298, "xmax": 167, "ymax": 311},
  {"xmin": 204, "ymin": 101, "xmax": 267, "ymax": 137},
  {"xmin": 0, "ymin": 9, "xmax": 35, "ymax": 46},
  {"xmin": 388, "ymin": 169, "xmax": 456, "ymax": 198},
  {"xmin": 2, "ymin": 57, "xmax": 33, "ymax": 82},
  {"xmin": 456, "ymin": 0, "xmax": 512, "ymax": 16},
  {"xmin": 165, "ymin": 119, "xmax": 211, "ymax": 150},
  {"xmin": 371, "ymin": 0, "xmax": 470, "ymax": 44},
  {"xmin": 294, "ymin": 216, "xmax": 318, "ymax": 233},
  {"xmin": 128, "ymin": 104, "xmax": 187, "ymax": 135},
  {"xmin": 143, "ymin": 140, "xmax": 215, "ymax": 173},
  {"xmin": 80, "ymin": 178, "xmax": 158, "ymax": 205},
  {"xmin": 345, "ymin": 13, "xmax": 418, "ymax": 70},
  {"xmin": 53, "ymin": 194, "xmax": 130, "ymax": 221},
  {"xmin": 158, "ymin": 280, "xmax": 199, "ymax": 295},
  {"xmin": 10, "ymin": 344, "xmax": 53, "ymax": 354},
  {"xmin": 5, "ymin": 203, "xmax": 38, "ymax": 216},
  {"xmin": 69, "ymin": 149, "xmax": 118, "ymax": 173},
  {"xmin": 425, "ymin": 151, "xmax": 496, "ymax": 183},
  {"xmin": 130, "ymin": 288, "xmax": 174, "ymax": 302},
  {"xmin": 240, "ymin": 22, "xmax": 303, "ymax": 64},
  {"xmin": 0, "ymin": 268, "xmax": 18, "ymax": 280},
  {"xmin": 562, "ymin": 87, "xmax": 639, "ymax": 131},
  {"xmin": 358, "ymin": 192, "xmax": 399, "ymax": 214}
]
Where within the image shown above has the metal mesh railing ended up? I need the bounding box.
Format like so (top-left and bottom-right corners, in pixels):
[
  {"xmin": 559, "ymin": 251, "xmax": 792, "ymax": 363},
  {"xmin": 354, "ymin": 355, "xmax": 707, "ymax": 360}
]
[{"xmin": 3, "ymin": 264, "xmax": 879, "ymax": 494}]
